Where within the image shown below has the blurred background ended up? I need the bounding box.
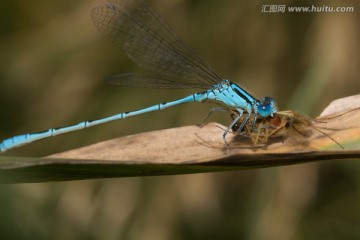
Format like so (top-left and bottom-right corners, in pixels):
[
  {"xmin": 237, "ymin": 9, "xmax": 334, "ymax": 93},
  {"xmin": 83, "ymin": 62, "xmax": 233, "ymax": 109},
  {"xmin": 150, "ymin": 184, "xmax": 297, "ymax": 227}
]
[{"xmin": 0, "ymin": 0, "xmax": 360, "ymax": 239}]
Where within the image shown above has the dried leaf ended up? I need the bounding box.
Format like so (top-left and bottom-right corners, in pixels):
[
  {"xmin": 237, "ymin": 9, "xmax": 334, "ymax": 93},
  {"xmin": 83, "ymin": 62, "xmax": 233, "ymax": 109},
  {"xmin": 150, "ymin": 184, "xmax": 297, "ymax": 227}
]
[{"xmin": 0, "ymin": 94, "xmax": 360, "ymax": 183}]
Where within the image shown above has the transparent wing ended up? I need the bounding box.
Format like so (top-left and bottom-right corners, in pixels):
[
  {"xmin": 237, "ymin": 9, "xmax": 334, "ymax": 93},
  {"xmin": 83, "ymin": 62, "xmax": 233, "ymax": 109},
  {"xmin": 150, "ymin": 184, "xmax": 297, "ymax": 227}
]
[
  {"xmin": 106, "ymin": 73, "xmax": 209, "ymax": 89},
  {"xmin": 91, "ymin": 0, "xmax": 223, "ymax": 88}
]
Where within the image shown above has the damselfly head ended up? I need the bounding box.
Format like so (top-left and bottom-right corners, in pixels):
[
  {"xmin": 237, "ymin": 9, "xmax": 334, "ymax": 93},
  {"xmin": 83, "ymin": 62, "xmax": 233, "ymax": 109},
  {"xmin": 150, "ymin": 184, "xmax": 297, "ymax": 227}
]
[{"xmin": 257, "ymin": 97, "xmax": 277, "ymax": 117}]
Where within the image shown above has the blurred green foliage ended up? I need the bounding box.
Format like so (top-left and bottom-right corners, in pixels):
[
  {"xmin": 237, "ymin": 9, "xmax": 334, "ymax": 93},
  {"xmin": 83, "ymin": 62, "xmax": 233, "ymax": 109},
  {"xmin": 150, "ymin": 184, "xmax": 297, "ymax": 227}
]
[{"xmin": 0, "ymin": 0, "xmax": 359, "ymax": 239}]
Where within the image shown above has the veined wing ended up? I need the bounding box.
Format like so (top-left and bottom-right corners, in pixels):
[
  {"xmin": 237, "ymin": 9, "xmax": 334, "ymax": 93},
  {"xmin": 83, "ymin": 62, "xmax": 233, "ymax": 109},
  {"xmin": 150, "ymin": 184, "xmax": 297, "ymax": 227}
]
[
  {"xmin": 91, "ymin": 0, "xmax": 223, "ymax": 88},
  {"xmin": 106, "ymin": 73, "xmax": 210, "ymax": 89}
]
